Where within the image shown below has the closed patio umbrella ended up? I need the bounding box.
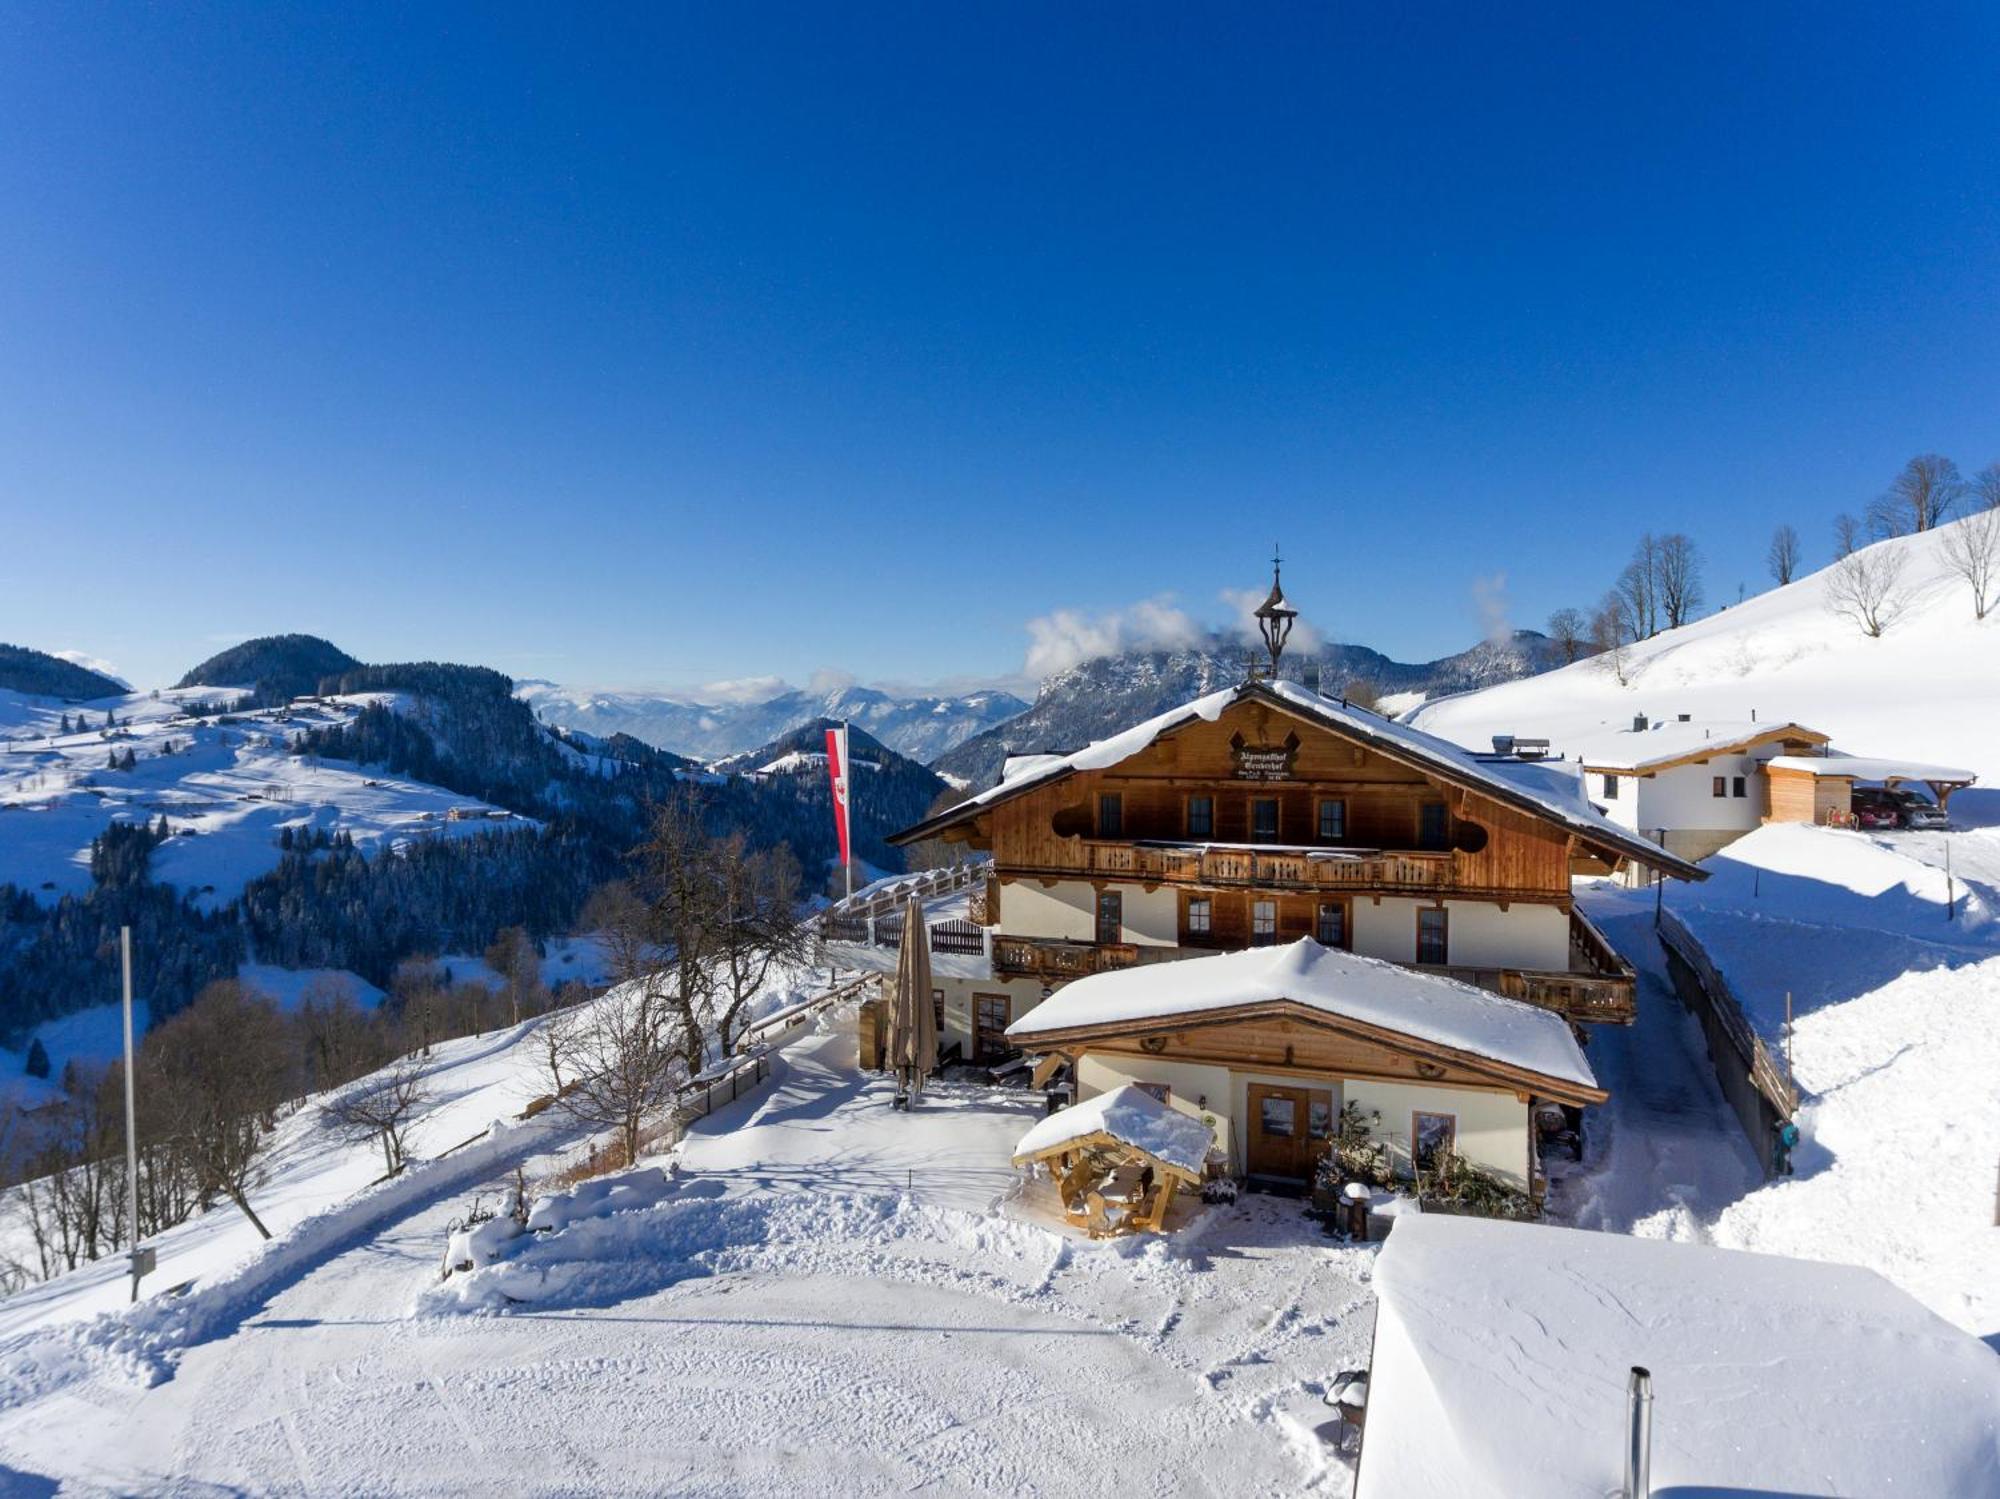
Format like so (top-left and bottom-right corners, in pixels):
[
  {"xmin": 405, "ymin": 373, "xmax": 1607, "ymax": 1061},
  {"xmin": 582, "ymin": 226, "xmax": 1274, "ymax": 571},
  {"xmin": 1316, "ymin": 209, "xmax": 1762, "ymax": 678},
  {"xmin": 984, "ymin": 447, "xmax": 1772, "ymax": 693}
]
[{"xmin": 886, "ymin": 894, "xmax": 938, "ymax": 1103}]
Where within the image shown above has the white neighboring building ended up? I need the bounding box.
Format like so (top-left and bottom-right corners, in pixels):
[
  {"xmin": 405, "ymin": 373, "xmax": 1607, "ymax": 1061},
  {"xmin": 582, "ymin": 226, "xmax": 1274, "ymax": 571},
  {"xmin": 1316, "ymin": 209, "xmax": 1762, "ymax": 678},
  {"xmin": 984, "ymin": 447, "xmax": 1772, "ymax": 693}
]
[
  {"xmin": 1571, "ymin": 717, "xmax": 1828, "ymax": 869},
  {"xmin": 1357, "ymin": 1214, "xmax": 2000, "ymax": 1499}
]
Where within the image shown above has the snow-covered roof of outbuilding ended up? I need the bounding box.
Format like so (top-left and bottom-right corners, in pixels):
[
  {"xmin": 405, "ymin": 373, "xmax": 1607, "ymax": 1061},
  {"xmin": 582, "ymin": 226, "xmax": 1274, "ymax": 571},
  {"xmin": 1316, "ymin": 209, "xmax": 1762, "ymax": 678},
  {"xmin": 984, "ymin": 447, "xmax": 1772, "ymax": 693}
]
[
  {"xmin": 1007, "ymin": 939, "xmax": 1600, "ymax": 1096},
  {"xmin": 1358, "ymin": 1215, "xmax": 2000, "ymax": 1499},
  {"xmin": 1766, "ymin": 752, "xmax": 1978, "ymax": 783},
  {"xmin": 1011, "ymin": 1084, "xmax": 1216, "ymax": 1179},
  {"xmin": 889, "ymin": 678, "xmax": 1706, "ymax": 879},
  {"xmin": 1573, "ymin": 718, "xmax": 1826, "ymax": 772}
]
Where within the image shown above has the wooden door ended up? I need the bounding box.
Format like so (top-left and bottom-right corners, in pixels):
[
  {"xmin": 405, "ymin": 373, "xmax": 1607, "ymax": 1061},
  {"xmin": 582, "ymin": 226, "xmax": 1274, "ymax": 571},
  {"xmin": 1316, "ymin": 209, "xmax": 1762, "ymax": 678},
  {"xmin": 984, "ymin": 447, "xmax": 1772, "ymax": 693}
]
[
  {"xmin": 973, "ymin": 992, "xmax": 1012, "ymax": 1063},
  {"xmin": 1247, "ymin": 1083, "xmax": 1335, "ymax": 1181}
]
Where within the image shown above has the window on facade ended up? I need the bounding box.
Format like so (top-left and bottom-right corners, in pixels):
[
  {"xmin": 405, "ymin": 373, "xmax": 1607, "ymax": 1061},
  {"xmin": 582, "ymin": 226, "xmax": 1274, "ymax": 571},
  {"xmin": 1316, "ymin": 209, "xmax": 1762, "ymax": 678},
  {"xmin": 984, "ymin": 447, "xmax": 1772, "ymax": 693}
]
[
  {"xmin": 1316, "ymin": 902, "xmax": 1347, "ymax": 948},
  {"xmin": 1252, "ymin": 898, "xmax": 1278, "ymax": 945},
  {"xmin": 1186, "ymin": 795, "xmax": 1214, "ymax": 839},
  {"xmin": 1602, "ymin": 774, "xmax": 1620, "ymax": 799},
  {"xmin": 1732, "ymin": 776, "xmax": 1747, "ymax": 798},
  {"xmin": 1186, "ymin": 896, "xmax": 1212, "ymax": 938},
  {"xmin": 1097, "ymin": 792, "xmax": 1123, "ymax": 837},
  {"xmin": 1417, "ymin": 906, "xmax": 1449, "ymax": 965},
  {"xmin": 932, "ymin": 988, "xmax": 945, "ymax": 1035},
  {"xmin": 1135, "ymin": 1081, "xmax": 1171, "ymax": 1104},
  {"xmin": 1317, "ymin": 798, "xmax": 1346, "ymax": 841},
  {"xmin": 1712, "ymin": 776, "xmax": 1727, "ymax": 798},
  {"xmin": 1095, "ymin": 889, "xmax": 1122, "ymax": 946},
  {"xmin": 1251, "ymin": 797, "xmax": 1280, "ymax": 843},
  {"xmin": 1418, "ymin": 802, "xmax": 1450, "ymax": 850},
  {"xmin": 1413, "ymin": 1110, "xmax": 1457, "ymax": 1172}
]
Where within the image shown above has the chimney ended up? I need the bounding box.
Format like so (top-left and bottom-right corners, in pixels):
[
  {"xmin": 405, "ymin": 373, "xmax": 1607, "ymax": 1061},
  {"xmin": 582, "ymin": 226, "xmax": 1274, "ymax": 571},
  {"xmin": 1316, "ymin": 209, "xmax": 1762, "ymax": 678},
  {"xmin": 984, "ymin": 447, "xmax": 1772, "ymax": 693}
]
[
  {"xmin": 1631, "ymin": 714, "xmax": 1647, "ymax": 734},
  {"xmin": 1676, "ymin": 713, "xmax": 1690, "ymax": 722},
  {"xmin": 1624, "ymin": 1366, "xmax": 1653, "ymax": 1498}
]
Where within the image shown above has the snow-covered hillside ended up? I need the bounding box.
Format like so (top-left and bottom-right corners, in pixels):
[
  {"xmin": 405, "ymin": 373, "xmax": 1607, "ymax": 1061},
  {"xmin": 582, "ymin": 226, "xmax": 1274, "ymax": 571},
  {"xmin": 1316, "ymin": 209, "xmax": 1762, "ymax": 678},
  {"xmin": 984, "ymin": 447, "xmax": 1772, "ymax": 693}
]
[
  {"xmin": 1410, "ymin": 516, "xmax": 2000, "ymax": 782},
  {"xmin": 1412, "ymin": 519, "xmax": 2000, "ymax": 1339},
  {"xmin": 0, "ymin": 686, "xmax": 526, "ymax": 909}
]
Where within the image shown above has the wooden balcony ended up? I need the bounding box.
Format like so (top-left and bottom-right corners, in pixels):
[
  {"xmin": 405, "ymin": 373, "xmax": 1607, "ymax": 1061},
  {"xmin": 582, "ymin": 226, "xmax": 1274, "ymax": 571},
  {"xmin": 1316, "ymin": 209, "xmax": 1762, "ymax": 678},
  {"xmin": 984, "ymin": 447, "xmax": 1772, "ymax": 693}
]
[
  {"xmin": 992, "ymin": 908, "xmax": 1636, "ymax": 1025},
  {"xmin": 1001, "ymin": 839, "xmax": 1468, "ymax": 898}
]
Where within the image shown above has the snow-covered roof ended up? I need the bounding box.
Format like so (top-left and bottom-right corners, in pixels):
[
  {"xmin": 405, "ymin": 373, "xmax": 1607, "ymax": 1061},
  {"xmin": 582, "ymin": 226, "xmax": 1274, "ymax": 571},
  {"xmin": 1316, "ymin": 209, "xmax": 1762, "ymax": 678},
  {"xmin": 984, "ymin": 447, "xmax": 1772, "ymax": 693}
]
[
  {"xmin": 1358, "ymin": 1215, "xmax": 2000, "ymax": 1499},
  {"xmin": 1007, "ymin": 939, "xmax": 1599, "ymax": 1094},
  {"xmin": 1766, "ymin": 753, "xmax": 1977, "ymax": 783},
  {"xmin": 1573, "ymin": 718, "xmax": 1825, "ymax": 772},
  {"xmin": 1011, "ymin": 1083, "xmax": 1216, "ymax": 1178},
  {"xmin": 889, "ymin": 679, "xmax": 1704, "ymax": 879}
]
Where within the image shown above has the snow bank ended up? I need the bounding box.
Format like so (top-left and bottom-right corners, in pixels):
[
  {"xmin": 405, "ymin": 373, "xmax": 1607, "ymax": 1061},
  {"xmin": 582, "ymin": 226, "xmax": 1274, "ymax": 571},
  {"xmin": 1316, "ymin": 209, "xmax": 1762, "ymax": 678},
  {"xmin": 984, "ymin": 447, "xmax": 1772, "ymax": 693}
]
[{"xmin": 1361, "ymin": 1215, "xmax": 2000, "ymax": 1499}]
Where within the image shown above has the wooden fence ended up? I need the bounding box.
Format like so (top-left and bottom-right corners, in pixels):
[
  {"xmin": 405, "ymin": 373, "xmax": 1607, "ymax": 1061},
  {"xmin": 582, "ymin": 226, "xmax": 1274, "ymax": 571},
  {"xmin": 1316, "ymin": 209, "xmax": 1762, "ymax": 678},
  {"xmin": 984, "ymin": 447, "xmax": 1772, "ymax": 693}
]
[{"xmin": 1656, "ymin": 907, "xmax": 1797, "ymax": 1175}]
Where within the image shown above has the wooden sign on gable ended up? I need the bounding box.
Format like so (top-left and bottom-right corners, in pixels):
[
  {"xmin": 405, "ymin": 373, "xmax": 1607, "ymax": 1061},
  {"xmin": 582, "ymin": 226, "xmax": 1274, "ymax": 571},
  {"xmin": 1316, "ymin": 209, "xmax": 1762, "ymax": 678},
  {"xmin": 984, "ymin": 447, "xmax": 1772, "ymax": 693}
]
[{"xmin": 1230, "ymin": 730, "xmax": 1301, "ymax": 782}]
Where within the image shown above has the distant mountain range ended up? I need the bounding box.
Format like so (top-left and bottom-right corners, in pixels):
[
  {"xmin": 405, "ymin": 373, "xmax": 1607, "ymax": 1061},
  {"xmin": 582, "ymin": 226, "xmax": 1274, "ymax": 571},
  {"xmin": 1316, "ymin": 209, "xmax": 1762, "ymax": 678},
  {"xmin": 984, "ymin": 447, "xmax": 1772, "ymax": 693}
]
[
  {"xmin": 933, "ymin": 630, "xmax": 1564, "ymax": 787},
  {"xmin": 515, "ymin": 680, "xmax": 1028, "ymax": 765}
]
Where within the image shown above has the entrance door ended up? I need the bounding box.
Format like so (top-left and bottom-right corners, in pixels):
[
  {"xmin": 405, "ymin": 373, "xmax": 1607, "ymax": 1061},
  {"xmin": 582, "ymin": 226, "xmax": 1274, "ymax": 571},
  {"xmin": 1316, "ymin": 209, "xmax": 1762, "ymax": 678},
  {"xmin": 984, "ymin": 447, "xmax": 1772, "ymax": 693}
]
[
  {"xmin": 1247, "ymin": 1083, "xmax": 1335, "ymax": 1181},
  {"xmin": 973, "ymin": 992, "xmax": 1012, "ymax": 1063}
]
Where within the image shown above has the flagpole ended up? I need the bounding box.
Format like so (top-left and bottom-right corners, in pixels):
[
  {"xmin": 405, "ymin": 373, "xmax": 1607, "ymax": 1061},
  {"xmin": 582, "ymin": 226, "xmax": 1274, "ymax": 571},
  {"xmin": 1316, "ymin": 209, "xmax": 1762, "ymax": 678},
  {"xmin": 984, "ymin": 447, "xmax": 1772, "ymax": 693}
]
[
  {"xmin": 842, "ymin": 719, "xmax": 854, "ymax": 906},
  {"xmin": 122, "ymin": 926, "xmax": 143, "ymax": 1303}
]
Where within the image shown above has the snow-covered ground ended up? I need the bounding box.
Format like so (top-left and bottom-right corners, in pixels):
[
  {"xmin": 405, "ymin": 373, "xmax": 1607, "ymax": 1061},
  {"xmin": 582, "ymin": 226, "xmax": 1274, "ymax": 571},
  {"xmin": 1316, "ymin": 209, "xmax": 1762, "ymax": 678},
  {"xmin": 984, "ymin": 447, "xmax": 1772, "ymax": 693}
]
[
  {"xmin": 0, "ymin": 1009, "xmax": 1379, "ymax": 1495},
  {"xmin": 0, "ymin": 685, "xmax": 525, "ymax": 909}
]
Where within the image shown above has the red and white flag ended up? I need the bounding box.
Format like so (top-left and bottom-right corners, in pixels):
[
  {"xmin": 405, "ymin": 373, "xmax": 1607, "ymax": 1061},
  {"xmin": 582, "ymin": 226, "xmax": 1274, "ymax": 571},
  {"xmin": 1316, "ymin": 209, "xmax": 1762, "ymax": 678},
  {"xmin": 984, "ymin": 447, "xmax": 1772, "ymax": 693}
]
[{"xmin": 825, "ymin": 724, "xmax": 852, "ymax": 868}]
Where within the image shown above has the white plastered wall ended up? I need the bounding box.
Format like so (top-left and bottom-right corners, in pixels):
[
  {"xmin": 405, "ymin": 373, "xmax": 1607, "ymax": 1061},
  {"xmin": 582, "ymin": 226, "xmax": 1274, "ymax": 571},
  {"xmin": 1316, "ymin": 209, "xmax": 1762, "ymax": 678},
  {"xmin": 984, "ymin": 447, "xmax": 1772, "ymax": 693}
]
[
  {"xmin": 1350, "ymin": 897, "xmax": 1568, "ymax": 972},
  {"xmin": 1342, "ymin": 1077, "xmax": 1530, "ymax": 1188},
  {"xmin": 998, "ymin": 878, "xmax": 1177, "ymax": 946}
]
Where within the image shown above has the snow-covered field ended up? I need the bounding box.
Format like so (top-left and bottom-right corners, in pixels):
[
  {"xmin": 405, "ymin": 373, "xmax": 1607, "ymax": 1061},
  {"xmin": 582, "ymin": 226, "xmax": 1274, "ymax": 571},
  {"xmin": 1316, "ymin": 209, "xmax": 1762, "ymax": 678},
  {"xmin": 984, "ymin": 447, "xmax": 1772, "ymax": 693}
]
[
  {"xmin": 0, "ymin": 685, "xmax": 525, "ymax": 909},
  {"xmin": 0, "ymin": 1008, "xmax": 1377, "ymax": 1495}
]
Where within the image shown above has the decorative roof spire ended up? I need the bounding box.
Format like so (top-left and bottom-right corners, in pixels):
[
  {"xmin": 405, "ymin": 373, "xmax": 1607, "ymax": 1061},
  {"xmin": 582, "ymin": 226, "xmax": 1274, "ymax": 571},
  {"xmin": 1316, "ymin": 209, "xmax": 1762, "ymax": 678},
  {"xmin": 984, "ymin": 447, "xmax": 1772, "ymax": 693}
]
[{"xmin": 1251, "ymin": 546, "xmax": 1298, "ymax": 680}]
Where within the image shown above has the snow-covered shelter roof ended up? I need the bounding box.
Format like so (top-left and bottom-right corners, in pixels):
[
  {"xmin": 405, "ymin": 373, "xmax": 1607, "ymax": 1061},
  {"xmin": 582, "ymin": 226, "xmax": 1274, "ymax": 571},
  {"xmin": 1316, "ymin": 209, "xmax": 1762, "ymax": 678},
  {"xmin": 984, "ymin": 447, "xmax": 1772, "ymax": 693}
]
[
  {"xmin": 1007, "ymin": 939, "xmax": 1600, "ymax": 1096},
  {"xmin": 1011, "ymin": 1083, "xmax": 1215, "ymax": 1180},
  {"xmin": 889, "ymin": 678, "xmax": 1706, "ymax": 879},
  {"xmin": 1766, "ymin": 752, "xmax": 1977, "ymax": 784},
  {"xmin": 1573, "ymin": 718, "xmax": 1826, "ymax": 772},
  {"xmin": 1357, "ymin": 1215, "xmax": 2000, "ymax": 1499}
]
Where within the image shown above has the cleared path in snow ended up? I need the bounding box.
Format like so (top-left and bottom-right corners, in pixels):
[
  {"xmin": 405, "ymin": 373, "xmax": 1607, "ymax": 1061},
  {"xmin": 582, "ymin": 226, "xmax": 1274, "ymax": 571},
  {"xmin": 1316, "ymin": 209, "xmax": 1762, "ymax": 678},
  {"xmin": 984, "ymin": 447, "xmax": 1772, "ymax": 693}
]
[{"xmin": 1550, "ymin": 886, "xmax": 1762, "ymax": 1237}]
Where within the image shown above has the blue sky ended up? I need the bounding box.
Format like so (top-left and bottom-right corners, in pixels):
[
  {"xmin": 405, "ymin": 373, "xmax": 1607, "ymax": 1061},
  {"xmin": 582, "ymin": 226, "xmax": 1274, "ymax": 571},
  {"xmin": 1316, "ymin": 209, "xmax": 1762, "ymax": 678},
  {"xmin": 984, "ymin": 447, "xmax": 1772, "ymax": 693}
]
[{"xmin": 3, "ymin": 5, "xmax": 1997, "ymax": 697}]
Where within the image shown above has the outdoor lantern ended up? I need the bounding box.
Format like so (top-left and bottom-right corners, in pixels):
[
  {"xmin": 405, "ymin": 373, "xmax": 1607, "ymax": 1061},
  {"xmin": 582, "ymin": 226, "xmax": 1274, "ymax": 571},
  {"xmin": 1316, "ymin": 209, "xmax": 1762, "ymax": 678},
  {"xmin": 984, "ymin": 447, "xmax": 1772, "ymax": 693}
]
[{"xmin": 1253, "ymin": 549, "xmax": 1298, "ymax": 677}]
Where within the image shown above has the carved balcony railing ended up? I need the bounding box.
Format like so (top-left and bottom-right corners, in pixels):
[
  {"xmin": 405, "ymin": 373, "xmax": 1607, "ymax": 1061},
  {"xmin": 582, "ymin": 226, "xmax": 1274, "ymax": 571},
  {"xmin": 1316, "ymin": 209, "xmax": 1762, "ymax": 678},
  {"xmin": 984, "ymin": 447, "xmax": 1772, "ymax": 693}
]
[{"xmin": 1002, "ymin": 840, "xmax": 1463, "ymax": 898}]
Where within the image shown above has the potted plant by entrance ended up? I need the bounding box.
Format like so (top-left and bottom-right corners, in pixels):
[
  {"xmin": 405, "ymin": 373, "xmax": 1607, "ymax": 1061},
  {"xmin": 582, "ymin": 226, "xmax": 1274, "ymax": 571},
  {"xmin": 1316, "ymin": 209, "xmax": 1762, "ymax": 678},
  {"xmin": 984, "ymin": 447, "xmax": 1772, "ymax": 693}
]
[
  {"xmin": 1310, "ymin": 1103, "xmax": 1392, "ymax": 1216},
  {"xmin": 1413, "ymin": 1149, "xmax": 1539, "ymax": 1221}
]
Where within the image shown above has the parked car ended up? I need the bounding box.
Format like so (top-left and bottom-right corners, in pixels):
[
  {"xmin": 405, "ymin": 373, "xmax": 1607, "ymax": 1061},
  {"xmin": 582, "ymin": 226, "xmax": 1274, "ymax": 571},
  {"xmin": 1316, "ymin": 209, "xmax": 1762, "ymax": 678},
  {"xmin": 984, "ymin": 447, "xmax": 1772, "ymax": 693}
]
[
  {"xmin": 1849, "ymin": 788, "xmax": 1903, "ymax": 830},
  {"xmin": 1885, "ymin": 787, "xmax": 1950, "ymax": 830}
]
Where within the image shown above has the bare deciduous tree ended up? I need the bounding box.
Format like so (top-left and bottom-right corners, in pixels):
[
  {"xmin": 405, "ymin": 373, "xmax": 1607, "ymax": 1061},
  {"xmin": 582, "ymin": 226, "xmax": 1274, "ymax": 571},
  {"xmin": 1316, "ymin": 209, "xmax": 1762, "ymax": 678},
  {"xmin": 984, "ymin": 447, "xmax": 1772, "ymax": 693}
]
[
  {"xmin": 321, "ymin": 1060, "xmax": 433, "ymax": 1176},
  {"xmin": 631, "ymin": 793, "xmax": 728, "ymax": 1078},
  {"xmin": 710, "ymin": 835, "xmax": 808, "ymax": 1058},
  {"xmin": 1545, "ymin": 608, "xmax": 1588, "ymax": 664},
  {"xmin": 1868, "ymin": 453, "xmax": 1964, "ymax": 537},
  {"xmin": 1974, "ymin": 462, "xmax": 2000, "ymax": 512},
  {"xmin": 1824, "ymin": 547, "xmax": 1912, "ymax": 638},
  {"xmin": 1766, "ymin": 524, "xmax": 1801, "ymax": 586},
  {"xmin": 1833, "ymin": 513, "xmax": 1863, "ymax": 558},
  {"xmin": 540, "ymin": 982, "xmax": 683, "ymax": 1166},
  {"xmin": 1939, "ymin": 507, "xmax": 2000, "ymax": 619},
  {"xmin": 1617, "ymin": 534, "xmax": 1660, "ymax": 637},
  {"xmin": 1654, "ymin": 533, "xmax": 1704, "ymax": 629},
  {"xmin": 1590, "ymin": 593, "xmax": 1633, "ymax": 685},
  {"xmin": 484, "ymin": 925, "xmax": 544, "ymax": 1028},
  {"xmin": 142, "ymin": 982, "xmax": 294, "ymax": 1238}
]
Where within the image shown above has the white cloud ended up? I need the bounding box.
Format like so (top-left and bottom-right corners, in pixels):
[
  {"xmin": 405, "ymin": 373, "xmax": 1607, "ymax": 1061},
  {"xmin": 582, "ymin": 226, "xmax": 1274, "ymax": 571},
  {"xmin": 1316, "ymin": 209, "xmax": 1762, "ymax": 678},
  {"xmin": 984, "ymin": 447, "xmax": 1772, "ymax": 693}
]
[
  {"xmin": 695, "ymin": 674, "xmax": 792, "ymax": 704},
  {"xmin": 806, "ymin": 667, "xmax": 857, "ymax": 697},
  {"xmin": 1216, "ymin": 587, "xmax": 1324, "ymax": 655},
  {"xmin": 55, "ymin": 649, "xmax": 128, "ymax": 686},
  {"xmin": 1022, "ymin": 596, "xmax": 1204, "ymax": 678}
]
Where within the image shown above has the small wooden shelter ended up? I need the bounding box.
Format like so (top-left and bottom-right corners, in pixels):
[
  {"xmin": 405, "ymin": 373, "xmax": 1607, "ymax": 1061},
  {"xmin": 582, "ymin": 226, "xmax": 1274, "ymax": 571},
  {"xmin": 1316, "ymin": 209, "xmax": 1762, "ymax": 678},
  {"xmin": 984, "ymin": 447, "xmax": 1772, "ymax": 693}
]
[{"xmin": 1012, "ymin": 1084, "xmax": 1214, "ymax": 1237}]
